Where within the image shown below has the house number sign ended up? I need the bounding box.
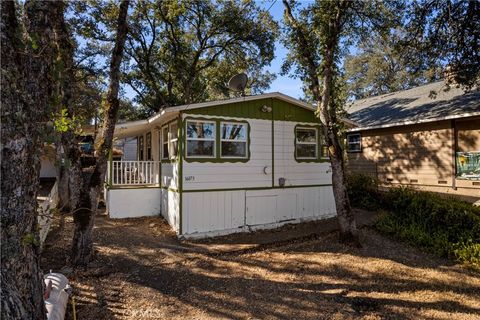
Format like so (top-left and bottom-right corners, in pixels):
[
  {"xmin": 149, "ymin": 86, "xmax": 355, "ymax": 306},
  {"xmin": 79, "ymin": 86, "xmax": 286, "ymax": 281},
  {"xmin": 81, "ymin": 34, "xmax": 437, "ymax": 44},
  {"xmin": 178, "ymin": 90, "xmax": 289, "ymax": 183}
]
[{"xmin": 185, "ymin": 176, "xmax": 195, "ymax": 181}]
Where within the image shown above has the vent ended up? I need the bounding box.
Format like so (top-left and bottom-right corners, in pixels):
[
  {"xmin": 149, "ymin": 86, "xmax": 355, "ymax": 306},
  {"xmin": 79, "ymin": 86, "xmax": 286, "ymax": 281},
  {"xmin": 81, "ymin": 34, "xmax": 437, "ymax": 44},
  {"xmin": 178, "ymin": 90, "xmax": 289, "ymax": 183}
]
[
  {"xmin": 472, "ymin": 182, "xmax": 480, "ymax": 186},
  {"xmin": 410, "ymin": 179, "xmax": 418, "ymax": 183},
  {"xmin": 386, "ymin": 178, "xmax": 394, "ymax": 182},
  {"xmin": 438, "ymin": 180, "xmax": 448, "ymax": 184}
]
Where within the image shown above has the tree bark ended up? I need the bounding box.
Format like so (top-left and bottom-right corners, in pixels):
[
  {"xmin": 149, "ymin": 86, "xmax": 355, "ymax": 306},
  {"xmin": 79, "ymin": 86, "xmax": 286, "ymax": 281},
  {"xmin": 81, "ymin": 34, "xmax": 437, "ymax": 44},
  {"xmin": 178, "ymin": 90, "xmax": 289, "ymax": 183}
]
[
  {"xmin": 70, "ymin": 0, "xmax": 130, "ymax": 267},
  {"xmin": 283, "ymin": 0, "xmax": 360, "ymax": 246},
  {"xmin": 51, "ymin": 0, "xmax": 83, "ymax": 213},
  {"xmin": 1, "ymin": 1, "xmax": 57, "ymax": 318}
]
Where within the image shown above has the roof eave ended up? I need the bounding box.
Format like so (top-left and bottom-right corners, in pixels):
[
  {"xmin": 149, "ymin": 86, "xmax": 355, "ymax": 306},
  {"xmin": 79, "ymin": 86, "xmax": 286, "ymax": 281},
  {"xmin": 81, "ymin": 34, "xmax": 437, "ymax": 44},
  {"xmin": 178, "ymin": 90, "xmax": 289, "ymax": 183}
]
[{"xmin": 347, "ymin": 111, "xmax": 480, "ymax": 132}]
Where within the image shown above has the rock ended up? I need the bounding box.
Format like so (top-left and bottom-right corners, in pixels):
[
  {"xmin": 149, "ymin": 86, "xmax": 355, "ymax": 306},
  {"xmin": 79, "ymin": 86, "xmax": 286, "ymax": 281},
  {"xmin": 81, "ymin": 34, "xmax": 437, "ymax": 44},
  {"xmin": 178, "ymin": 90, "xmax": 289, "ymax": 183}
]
[{"xmin": 149, "ymin": 223, "xmax": 156, "ymax": 228}]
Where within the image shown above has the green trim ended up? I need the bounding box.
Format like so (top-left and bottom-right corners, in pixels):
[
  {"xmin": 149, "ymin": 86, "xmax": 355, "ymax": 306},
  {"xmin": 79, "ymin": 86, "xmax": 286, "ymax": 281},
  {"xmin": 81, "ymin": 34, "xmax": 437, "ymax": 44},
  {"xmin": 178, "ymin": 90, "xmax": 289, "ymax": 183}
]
[
  {"xmin": 294, "ymin": 124, "xmax": 330, "ymax": 163},
  {"xmin": 178, "ymin": 114, "xmax": 183, "ymax": 235},
  {"xmin": 161, "ymin": 186, "xmax": 179, "ymax": 193},
  {"xmin": 182, "ymin": 116, "xmax": 251, "ymax": 163},
  {"xmin": 184, "ymin": 97, "xmax": 321, "ymax": 123},
  {"xmin": 182, "ymin": 184, "xmax": 333, "ymax": 193}
]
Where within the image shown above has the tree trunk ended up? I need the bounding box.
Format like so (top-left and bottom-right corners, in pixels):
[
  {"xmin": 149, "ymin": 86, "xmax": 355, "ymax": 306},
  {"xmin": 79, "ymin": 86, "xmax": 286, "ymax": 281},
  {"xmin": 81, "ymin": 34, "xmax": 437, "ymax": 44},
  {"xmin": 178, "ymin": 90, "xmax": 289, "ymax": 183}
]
[
  {"xmin": 318, "ymin": 4, "xmax": 360, "ymax": 246},
  {"xmin": 51, "ymin": 0, "xmax": 83, "ymax": 213},
  {"xmin": 70, "ymin": 0, "xmax": 130, "ymax": 267},
  {"xmin": 1, "ymin": 1, "xmax": 56, "ymax": 318},
  {"xmin": 282, "ymin": 0, "xmax": 359, "ymax": 246}
]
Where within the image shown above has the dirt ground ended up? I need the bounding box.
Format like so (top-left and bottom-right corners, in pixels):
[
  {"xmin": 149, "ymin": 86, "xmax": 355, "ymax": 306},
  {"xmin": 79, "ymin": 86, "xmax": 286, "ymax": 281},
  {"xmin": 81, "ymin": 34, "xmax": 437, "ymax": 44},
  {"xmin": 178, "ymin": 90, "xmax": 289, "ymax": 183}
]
[{"xmin": 41, "ymin": 211, "xmax": 480, "ymax": 320}]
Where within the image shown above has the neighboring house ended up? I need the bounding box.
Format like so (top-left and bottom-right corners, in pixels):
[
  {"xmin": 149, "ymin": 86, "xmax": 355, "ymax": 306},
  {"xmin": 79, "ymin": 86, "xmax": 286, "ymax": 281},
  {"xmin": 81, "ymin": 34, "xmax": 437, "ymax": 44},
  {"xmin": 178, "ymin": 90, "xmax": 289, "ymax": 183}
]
[
  {"xmin": 106, "ymin": 92, "xmax": 339, "ymax": 238},
  {"xmin": 40, "ymin": 144, "xmax": 57, "ymax": 179},
  {"xmin": 346, "ymin": 80, "xmax": 480, "ymax": 198},
  {"xmin": 114, "ymin": 137, "xmax": 137, "ymax": 161}
]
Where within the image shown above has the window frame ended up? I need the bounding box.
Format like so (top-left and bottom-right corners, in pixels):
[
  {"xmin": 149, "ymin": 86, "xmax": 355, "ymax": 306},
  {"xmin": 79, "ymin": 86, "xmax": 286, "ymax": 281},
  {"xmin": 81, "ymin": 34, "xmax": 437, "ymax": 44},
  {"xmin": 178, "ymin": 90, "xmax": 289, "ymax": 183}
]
[
  {"xmin": 185, "ymin": 119, "xmax": 216, "ymax": 159},
  {"xmin": 295, "ymin": 126, "xmax": 318, "ymax": 160},
  {"xmin": 168, "ymin": 121, "xmax": 178, "ymax": 159},
  {"xmin": 294, "ymin": 124, "xmax": 330, "ymax": 163},
  {"xmin": 161, "ymin": 125, "xmax": 169, "ymax": 160},
  {"xmin": 220, "ymin": 121, "xmax": 248, "ymax": 159},
  {"xmin": 346, "ymin": 133, "xmax": 362, "ymax": 153},
  {"xmin": 138, "ymin": 135, "xmax": 144, "ymax": 161},
  {"xmin": 146, "ymin": 132, "xmax": 152, "ymax": 160}
]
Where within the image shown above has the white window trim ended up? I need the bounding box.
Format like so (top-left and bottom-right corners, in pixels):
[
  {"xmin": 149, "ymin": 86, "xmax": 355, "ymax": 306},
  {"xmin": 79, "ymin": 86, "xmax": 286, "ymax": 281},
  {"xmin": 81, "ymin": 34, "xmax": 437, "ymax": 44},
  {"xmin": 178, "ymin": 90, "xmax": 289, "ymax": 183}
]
[
  {"xmin": 185, "ymin": 119, "xmax": 216, "ymax": 158},
  {"xmin": 161, "ymin": 125, "xmax": 169, "ymax": 159},
  {"xmin": 220, "ymin": 121, "xmax": 248, "ymax": 159},
  {"xmin": 346, "ymin": 133, "xmax": 362, "ymax": 153},
  {"xmin": 168, "ymin": 122, "xmax": 179, "ymax": 159},
  {"xmin": 296, "ymin": 127, "xmax": 318, "ymax": 159}
]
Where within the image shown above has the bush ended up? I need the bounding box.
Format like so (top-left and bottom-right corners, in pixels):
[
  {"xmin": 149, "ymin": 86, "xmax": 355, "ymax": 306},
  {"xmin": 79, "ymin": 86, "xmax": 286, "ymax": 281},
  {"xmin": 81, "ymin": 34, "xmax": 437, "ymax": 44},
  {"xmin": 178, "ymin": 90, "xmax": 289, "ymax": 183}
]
[
  {"xmin": 347, "ymin": 173, "xmax": 383, "ymax": 210},
  {"xmin": 375, "ymin": 187, "xmax": 480, "ymax": 269}
]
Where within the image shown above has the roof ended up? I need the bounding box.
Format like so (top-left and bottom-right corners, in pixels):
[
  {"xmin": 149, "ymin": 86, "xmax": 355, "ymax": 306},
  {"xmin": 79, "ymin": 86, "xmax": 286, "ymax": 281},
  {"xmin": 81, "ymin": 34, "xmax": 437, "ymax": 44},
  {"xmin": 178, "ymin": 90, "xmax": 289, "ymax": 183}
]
[
  {"xmin": 113, "ymin": 92, "xmax": 356, "ymax": 138},
  {"xmin": 347, "ymin": 81, "xmax": 480, "ymax": 131}
]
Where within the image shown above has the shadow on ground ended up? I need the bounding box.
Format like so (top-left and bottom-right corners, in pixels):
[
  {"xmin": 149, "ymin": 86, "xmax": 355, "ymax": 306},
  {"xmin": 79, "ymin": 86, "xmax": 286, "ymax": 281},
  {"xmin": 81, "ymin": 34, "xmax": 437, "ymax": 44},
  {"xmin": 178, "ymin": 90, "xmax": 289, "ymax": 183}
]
[{"xmin": 41, "ymin": 211, "xmax": 480, "ymax": 320}]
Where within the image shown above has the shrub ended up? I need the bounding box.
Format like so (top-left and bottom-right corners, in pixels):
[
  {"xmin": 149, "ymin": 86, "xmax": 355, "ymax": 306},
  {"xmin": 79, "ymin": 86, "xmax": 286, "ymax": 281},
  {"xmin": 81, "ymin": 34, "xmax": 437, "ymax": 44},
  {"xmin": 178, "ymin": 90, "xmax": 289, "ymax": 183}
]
[
  {"xmin": 347, "ymin": 173, "xmax": 383, "ymax": 210},
  {"xmin": 375, "ymin": 187, "xmax": 480, "ymax": 269}
]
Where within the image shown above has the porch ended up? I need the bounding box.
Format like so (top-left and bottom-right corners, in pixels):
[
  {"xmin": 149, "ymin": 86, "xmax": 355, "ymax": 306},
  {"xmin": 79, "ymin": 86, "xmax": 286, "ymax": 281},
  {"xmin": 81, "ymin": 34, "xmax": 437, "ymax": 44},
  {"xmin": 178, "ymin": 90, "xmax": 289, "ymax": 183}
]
[{"xmin": 107, "ymin": 160, "xmax": 161, "ymax": 187}]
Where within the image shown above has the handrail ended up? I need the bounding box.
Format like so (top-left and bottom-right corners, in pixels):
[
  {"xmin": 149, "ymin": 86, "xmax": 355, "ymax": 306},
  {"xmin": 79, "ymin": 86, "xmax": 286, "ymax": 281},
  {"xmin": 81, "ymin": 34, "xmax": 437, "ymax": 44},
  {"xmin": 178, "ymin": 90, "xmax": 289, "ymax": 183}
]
[{"xmin": 108, "ymin": 160, "xmax": 160, "ymax": 186}]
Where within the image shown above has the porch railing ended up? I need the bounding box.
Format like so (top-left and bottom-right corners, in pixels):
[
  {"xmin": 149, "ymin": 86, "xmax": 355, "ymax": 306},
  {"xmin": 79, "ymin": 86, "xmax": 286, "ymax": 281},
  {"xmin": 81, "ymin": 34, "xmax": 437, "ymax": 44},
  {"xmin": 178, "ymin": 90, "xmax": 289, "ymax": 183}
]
[{"xmin": 108, "ymin": 161, "xmax": 160, "ymax": 186}]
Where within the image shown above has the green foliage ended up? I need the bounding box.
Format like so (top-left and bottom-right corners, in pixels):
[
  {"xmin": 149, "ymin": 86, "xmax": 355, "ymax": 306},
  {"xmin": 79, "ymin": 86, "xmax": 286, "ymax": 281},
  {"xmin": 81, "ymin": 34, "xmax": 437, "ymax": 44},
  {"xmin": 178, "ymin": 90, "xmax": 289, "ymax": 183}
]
[
  {"xmin": 53, "ymin": 108, "xmax": 81, "ymax": 134},
  {"xmin": 344, "ymin": 31, "xmax": 442, "ymax": 100},
  {"xmin": 374, "ymin": 187, "xmax": 480, "ymax": 269},
  {"xmin": 347, "ymin": 173, "xmax": 383, "ymax": 210},
  {"xmin": 22, "ymin": 233, "xmax": 39, "ymax": 247}
]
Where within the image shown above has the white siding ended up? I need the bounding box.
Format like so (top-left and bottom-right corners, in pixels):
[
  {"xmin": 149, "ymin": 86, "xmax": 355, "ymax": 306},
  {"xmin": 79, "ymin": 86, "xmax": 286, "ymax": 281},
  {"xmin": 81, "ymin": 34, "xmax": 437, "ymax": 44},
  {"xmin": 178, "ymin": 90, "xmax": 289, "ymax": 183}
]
[
  {"xmin": 183, "ymin": 190, "xmax": 245, "ymax": 234},
  {"xmin": 161, "ymin": 162, "xmax": 179, "ymax": 190},
  {"xmin": 182, "ymin": 115, "xmax": 272, "ymax": 190},
  {"xmin": 182, "ymin": 186, "xmax": 336, "ymax": 238},
  {"xmin": 107, "ymin": 188, "xmax": 161, "ymax": 218},
  {"xmin": 274, "ymin": 120, "xmax": 332, "ymax": 186},
  {"xmin": 161, "ymin": 189, "xmax": 180, "ymax": 232}
]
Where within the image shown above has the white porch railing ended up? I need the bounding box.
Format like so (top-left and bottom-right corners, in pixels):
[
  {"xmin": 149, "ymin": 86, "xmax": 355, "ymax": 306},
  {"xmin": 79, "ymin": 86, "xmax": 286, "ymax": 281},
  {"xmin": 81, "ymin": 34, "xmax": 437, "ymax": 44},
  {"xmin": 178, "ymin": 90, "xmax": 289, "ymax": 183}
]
[
  {"xmin": 38, "ymin": 180, "xmax": 59, "ymax": 249},
  {"xmin": 108, "ymin": 161, "xmax": 160, "ymax": 186}
]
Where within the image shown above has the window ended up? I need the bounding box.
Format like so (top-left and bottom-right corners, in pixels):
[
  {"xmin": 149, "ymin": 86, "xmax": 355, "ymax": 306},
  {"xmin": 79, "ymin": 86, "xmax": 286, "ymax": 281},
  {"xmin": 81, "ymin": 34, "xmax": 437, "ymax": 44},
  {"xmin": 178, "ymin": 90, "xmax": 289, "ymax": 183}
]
[
  {"xmin": 161, "ymin": 126, "xmax": 169, "ymax": 159},
  {"xmin": 456, "ymin": 151, "xmax": 480, "ymax": 180},
  {"xmin": 169, "ymin": 122, "xmax": 178, "ymax": 158},
  {"xmin": 296, "ymin": 127, "xmax": 317, "ymax": 159},
  {"xmin": 146, "ymin": 132, "xmax": 152, "ymax": 160},
  {"xmin": 161, "ymin": 122, "xmax": 178, "ymax": 160},
  {"xmin": 186, "ymin": 120, "xmax": 215, "ymax": 158},
  {"xmin": 138, "ymin": 135, "xmax": 144, "ymax": 160},
  {"xmin": 346, "ymin": 133, "xmax": 361, "ymax": 152},
  {"xmin": 221, "ymin": 122, "xmax": 247, "ymax": 158}
]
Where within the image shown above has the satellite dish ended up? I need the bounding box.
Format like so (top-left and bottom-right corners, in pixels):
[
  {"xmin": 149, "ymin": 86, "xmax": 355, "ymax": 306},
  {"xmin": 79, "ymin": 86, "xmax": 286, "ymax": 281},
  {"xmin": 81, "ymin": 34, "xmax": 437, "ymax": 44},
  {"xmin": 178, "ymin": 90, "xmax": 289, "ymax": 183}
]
[{"xmin": 228, "ymin": 73, "xmax": 248, "ymax": 95}]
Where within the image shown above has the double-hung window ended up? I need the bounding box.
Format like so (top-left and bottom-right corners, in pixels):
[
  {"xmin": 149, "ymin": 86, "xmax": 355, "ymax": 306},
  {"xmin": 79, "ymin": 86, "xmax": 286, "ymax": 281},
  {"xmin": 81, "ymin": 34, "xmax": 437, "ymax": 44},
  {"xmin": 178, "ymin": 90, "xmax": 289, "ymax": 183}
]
[
  {"xmin": 161, "ymin": 122, "xmax": 178, "ymax": 160},
  {"xmin": 146, "ymin": 132, "xmax": 152, "ymax": 160},
  {"xmin": 169, "ymin": 122, "xmax": 178, "ymax": 158},
  {"xmin": 138, "ymin": 135, "xmax": 144, "ymax": 160},
  {"xmin": 186, "ymin": 120, "xmax": 215, "ymax": 158},
  {"xmin": 161, "ymin": 126, "xmax": 169, "ymax": 159},
  {"xmin": 221, "ymin": 122, "xmax": 247, "ymax": 158},
  {"xmin": 346, "ymin": 133, "xmax": 361, "ymax": 152},
  {"xmin": 295, "ymin": 127, "xmax": 318, "ymax": 159}
]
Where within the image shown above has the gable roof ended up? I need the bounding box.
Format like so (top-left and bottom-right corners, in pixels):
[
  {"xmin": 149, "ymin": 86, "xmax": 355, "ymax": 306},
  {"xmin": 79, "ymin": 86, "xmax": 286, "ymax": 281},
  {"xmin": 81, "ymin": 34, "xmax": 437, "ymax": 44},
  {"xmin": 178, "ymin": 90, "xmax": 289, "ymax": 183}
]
[{"xmin": 347, "ymin": 81, "xmax": 480, "ymax": 131}]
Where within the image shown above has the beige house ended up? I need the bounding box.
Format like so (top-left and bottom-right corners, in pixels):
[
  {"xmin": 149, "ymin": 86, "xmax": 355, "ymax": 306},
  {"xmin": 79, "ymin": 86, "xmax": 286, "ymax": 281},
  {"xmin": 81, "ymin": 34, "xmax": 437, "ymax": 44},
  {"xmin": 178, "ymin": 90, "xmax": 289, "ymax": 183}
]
[{"xmin": 346, "ymin": 80, "xmax": 480, "ymax": 198}]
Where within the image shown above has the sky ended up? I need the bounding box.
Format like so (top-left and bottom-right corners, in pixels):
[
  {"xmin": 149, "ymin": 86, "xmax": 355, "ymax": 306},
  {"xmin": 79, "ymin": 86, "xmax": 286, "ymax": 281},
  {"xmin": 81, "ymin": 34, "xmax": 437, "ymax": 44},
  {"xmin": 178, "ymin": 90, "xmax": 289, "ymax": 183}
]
[{"xmin": 122, "ymin": 0, "xmax": 308, "ymax": 102}]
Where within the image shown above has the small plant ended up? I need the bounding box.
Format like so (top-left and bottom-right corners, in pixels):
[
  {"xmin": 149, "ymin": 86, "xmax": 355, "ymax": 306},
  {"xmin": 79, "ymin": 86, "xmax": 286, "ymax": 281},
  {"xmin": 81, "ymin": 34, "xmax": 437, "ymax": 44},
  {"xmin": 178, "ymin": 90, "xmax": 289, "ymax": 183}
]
[
  {"xmin": 375, "ymin": 187, "xmax": 480, "ymax": 269},
  {"xmin": 347, "ymin": 173, "xmax": 383, "ymax": 210}
]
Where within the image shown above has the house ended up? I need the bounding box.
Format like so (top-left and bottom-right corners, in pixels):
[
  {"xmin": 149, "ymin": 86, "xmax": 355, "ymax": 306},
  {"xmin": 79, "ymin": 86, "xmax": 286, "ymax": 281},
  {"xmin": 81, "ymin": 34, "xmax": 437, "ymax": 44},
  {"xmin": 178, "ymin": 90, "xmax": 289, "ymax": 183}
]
[
  {"xmin": 106, "ymin": 93, "xmax": 338, "ymax": 238},
  {"xmin": 346, "ymin": 80, "xmax": 480, "ymax": 198}
]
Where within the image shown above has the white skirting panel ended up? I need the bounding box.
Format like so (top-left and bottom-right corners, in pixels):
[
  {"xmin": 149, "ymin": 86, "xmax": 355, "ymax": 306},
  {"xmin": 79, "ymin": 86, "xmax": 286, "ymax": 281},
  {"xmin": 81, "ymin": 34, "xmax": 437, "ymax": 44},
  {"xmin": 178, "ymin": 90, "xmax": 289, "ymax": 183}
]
[
  {"xmin": 107, "ymin": 188, "xmax": 161, "ymax": 219},
  {"xmin": 161, "ymin": 189, "xmax": 180, "ymax": 232},
  {"xmin": 181, "ymin": 186, "xmax": 336, "ymax": 238}
]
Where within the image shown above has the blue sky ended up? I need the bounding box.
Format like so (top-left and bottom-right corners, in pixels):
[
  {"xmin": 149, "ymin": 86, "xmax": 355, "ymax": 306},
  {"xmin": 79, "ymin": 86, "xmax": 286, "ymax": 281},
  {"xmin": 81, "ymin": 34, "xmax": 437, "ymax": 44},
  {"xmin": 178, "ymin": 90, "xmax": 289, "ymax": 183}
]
[
  {"xmin": 257, "ymin": 0, "xmax": 306, "ymax": 99},
  {"xmin": 122, "ymin": 0, "xmax": 308, "ymax": 102}
]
